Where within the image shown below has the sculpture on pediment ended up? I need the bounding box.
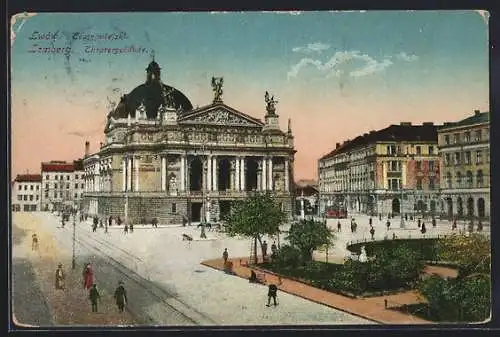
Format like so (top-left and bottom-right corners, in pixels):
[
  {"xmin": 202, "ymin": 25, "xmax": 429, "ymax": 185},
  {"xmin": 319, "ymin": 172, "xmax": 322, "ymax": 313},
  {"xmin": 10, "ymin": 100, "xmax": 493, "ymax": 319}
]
[
  {"xmin": 136, "ymin": 100, "xmax": 146, "ymax": 119},
  {"xmin": 265, "ymin": 91, "xmax": 278, "ymax": 116},
  {"xmin": 211, "ymin": 76, "xmax": 224, "ymax": 103},
  {"xmin": 191, "ymin": 109, "xmax": 253, "ymax": 126}
]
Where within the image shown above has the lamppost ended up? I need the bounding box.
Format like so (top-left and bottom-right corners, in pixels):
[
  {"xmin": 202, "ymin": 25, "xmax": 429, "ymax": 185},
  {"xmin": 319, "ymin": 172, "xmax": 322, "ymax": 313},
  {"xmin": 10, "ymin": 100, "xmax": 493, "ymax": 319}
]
[
  {"xmin": 400, "ymin": 186, "xmax": 405, "ymax": 229},
  {"xmin": 72, "ymin": 209, "xmax": 76, "ymax": 269}
]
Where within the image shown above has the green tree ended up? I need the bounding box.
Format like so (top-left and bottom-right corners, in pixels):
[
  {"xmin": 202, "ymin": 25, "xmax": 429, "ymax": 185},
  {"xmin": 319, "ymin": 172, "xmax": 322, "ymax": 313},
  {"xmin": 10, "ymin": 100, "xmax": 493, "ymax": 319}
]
[
  {"xmin": 286, "ymin": 219, "xmax": 335, "ymax": 262},
  {"xmin": 224, "ymin": 192, "xmax": 286, "ymax": 264}
]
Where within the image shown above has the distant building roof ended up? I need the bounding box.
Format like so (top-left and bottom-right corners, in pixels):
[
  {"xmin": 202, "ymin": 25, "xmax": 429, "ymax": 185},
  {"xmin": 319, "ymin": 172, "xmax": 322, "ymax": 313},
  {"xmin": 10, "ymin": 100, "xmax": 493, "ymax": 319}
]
[
  {"xmin": 14, "ymin": 174, "xmax": 42, "ymax": 182},
  {"xmin": 295, "ymin": 179, "xmax": 318, "ymax": 188},
  {"xmin": 73, "ymin": 159, "xmax": 84, "ymax": 171},
  {"xmin": 320, "ymin": 123, "xmax": 440, "ymax": 160},
  {"xmin": 41, "ymin": 161, "xmax": 74, "ymax": 172},
  {"xmin": 440, "ymin": 110, "xmax": 489, "ymax": 130}
]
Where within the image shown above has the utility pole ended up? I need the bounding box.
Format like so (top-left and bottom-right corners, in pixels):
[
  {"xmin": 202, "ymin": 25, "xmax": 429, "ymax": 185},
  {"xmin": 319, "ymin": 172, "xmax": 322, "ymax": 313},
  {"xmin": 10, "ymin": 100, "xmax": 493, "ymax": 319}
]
[{"xmin": 72, "ymin": 211, "xmax": 76, "ymax": 269}]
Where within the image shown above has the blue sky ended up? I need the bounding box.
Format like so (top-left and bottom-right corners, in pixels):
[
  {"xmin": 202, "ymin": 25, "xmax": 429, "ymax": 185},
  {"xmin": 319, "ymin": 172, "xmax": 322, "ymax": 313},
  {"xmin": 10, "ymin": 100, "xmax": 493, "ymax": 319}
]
[{"xmin": 11, "ymin": 11, "xmax": 489, "ymax": 179}]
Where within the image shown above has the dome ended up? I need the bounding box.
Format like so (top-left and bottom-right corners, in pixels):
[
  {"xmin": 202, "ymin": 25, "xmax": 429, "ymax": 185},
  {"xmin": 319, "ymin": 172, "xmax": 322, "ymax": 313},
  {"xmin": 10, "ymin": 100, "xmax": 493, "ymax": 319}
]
[{"xmin": 110, "ymin": 61, "xmax": 193, "ymax": 119}]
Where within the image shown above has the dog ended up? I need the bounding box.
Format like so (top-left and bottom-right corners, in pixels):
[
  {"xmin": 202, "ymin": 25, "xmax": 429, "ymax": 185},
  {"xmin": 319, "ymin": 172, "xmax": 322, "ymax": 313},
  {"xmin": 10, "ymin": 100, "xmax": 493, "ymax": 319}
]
[{"xmin": 182, "ymin": 233, "xmax": 193, "ymax": 241}]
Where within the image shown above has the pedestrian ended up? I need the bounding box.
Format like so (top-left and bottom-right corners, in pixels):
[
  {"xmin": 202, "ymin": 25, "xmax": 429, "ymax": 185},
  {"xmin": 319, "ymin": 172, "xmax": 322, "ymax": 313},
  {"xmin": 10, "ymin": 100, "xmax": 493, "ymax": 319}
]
[
  {"xmin": 108, "ymin": 216, "xmax": 113, "ymax": 227},
  {"xmin": 182, "ymin": 215, "xmax": 187, "ymax": 227},
  {"xmin": 89, "ymin": 284, "xmax": 101, "ymax": 312},
  {"xmin": 93, "ymin": 217, "xmax": 99, "ymax": 232},
  {"xmin": 55, "ymin": 263, "xmax": 65, "ymax": 290},
  {"xmin": 266, "ymin": 277, "xmax": 282, "ymax": 307},
  {"xmin": 379, "ymin": 213, "xmax": 382, "ymax": 221},
  {"xmin": 61, "ymin": 218, "xmax": 65, "ymax": 228},
  {"xmin": 421, "ymin": 222, "xmax": 427, "ymax": 234},
  {"xmin": 432, "ymin": 217, "xmax": 436, "ymax": 228},
  {"xmin": 117, "ymin": 216, "xmax": 122, "ymax": 226},
  {"xmin": 477, "ymin": 220, "xmax": 483, "ymax": 232},
  {"xmin": 124, "ymin": 223, "xmax": 129, "ymax": 234},
  {"xmin": 114, "ymin": 281, "xmax": 128, "ymax": 313},
  {"xmin": 405, "ymin": 214, "xmax": 408, "ymax": 221},
  {"xmin": 386, "ymin": 220, "xmax": 391, "ymax": 230},
  {"xmin": 83, "ymin": 263, "xmax": 94, "ymax": 290},
  {"xmin": 452, "ymin": 219, "xmax": 457, "ymax": 230},
  {"xmin": 369, "ymin": 217, "xmax": 372, "ymax": 226},
  {"xmin": 353, "ymin": 221, "xmax": 357, "ymax": 233},
  {"xmin": 31, "ymin": 234, "xmax": 38, "ymax": 251},
  {"xmin": 271, "ymin": 241, "xmax": 278, "ymax": 258},
  {"xmin": 370, "ymin": 226, "xmax": 375, "ymax": 240},
  {"xmin": 99, "ymin": 218, "xmax": 104, "ymax": 228},
  {"xmin": 417, "ymin": 218, "xmax": 421, "ymax": 228},
  {"xmin": 129, "ymin": 223, "xmax": 134, "ymax": 233},
  {"xmin": 337, "ymin": 221, "xmax": 341, "ymax": 232},
  {"xmin": 222, "ymin": 248, "xmax": 229, "ymax": 265},
  {"xmin": 392, "ymin": 232, "xmax": 397, "ymax": 240},
  {"xmin": 262, "ymin": 240, "xmax": 268, "ymax": 259}
]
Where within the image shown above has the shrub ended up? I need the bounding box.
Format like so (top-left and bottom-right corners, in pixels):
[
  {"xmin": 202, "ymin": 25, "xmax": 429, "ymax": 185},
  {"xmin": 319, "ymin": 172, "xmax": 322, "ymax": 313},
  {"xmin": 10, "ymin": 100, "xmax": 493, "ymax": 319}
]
[{"xmin": 272, "ymin": 245, "xmax": 303, "ymax": 268}]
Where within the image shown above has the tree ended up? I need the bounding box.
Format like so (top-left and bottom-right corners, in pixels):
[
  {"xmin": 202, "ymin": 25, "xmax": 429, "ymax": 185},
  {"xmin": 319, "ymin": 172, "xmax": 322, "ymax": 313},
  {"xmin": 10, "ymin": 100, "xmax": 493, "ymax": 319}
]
[
  {"xmin": 286, "ymin": 219, "xmax": 335, "ymax": 262},
  {"xmin": 437, "ymin": 233, "xmax": 490, "ymax": 278},
  {"xmin": 225, "ymin": 192, "xmax": 286, "ymax": 264}
]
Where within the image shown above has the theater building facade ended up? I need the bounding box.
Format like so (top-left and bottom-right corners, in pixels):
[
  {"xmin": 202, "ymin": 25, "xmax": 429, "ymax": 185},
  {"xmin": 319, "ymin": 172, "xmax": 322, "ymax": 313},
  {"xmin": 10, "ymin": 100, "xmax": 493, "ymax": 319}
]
[{"xmin": 82, "ymin": 61, "xmax": 295, "ymax": 224}]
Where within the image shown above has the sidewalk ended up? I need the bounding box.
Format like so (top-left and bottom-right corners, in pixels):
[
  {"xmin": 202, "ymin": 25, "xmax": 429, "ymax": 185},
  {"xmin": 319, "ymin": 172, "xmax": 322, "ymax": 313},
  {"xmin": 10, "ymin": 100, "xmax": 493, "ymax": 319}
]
[
  {"xmin": 201, "ymin": 257, "xmax": 435, "ymax": 325},
  {"xmin": 12, "ymin": 214, "xmax": 139, "ymax": 326}
]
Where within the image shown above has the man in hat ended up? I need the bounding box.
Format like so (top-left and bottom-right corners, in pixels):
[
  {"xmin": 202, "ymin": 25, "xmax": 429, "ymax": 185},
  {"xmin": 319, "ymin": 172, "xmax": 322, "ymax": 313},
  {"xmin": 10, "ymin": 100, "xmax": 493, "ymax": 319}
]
[
  {"xmin": 31, "ymin": 234, "xmax": 38, "ymax": 251},
  {"xmin": 266, "ymin": 277, "xmax": 283, "ymax": 307},
  {"xmin": 55, "ymin": 263, "xmax": 65, "ymax": 290},
  {"xmin": 114, "ymin": 281, "xmax": 128, "ymax": 313},
  {"xmin": 89, "ymin": 284, "xmax": 101, "ymax": 312}
]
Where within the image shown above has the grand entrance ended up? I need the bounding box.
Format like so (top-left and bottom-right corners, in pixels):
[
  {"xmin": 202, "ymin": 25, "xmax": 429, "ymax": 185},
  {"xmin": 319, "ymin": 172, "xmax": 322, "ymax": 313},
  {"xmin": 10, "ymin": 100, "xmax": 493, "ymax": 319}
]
[
  {"xmin": 457, "ymin": 197, "xmax": 463, "ymax": 217},
  {"xmin": 467, "ymin": 197, "xmax": 474, "ymax": 217},
  {"xmin": 218, "ymin": 158, "xmax": 231, "ymax": 191},
  {"xmin": 191, "ymin": 202, "xmax": 202, "ymax": 222},
  {"xmin": 392, "ymin": 198, "xmax": 400, "ymax": 214},
  {"xmin": 446, "ymin": 198, "xmax": 453, "ymax": 218},
  {"xmin": 477, "ymin": 198, "xmax": 486, "ymax": 218},
  {"xmin": 245, "ymin": 158, "xmax": 259, "ymax": 191},
  {"xmin": 189, "ymin": 157, "xmax": 203, "ymax": 191}
]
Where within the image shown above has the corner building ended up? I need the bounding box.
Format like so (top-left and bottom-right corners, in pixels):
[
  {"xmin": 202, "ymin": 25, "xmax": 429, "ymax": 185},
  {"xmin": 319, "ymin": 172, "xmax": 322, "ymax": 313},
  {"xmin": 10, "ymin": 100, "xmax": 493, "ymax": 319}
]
[
  {"xmin": 82, "ymin": 61, "xmax": 295, "ymax": 224},
  {"xmin": 438, "ymin": 110, "xmax": 490, "ymax": 220},
  {"xmin": 318, "ymin": 122, "xmax": 441, "ymax": 217}
]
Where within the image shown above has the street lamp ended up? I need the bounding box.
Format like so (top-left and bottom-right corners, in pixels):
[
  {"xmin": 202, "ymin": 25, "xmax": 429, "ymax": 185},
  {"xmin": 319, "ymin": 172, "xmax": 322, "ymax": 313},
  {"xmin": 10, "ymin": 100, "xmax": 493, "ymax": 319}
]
[{"xmin": 72, "ymin": 210, "xmax": 76, "ymax": 269}]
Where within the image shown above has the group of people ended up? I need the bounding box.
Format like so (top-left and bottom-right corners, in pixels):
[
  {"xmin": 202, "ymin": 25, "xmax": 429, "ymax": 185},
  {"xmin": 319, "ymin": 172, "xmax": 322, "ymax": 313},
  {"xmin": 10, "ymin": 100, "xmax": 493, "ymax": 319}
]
[{"xmin": 53, "ymin": 262, "xmax": 128, "ymax": 313}]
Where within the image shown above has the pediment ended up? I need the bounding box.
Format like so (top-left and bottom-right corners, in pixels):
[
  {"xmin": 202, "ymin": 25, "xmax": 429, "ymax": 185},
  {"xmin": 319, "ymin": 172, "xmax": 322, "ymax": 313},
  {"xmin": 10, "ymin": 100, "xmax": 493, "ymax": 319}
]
[{"xmin": 179, "ymin": 104, "xmax": 264, "ymax": 127}]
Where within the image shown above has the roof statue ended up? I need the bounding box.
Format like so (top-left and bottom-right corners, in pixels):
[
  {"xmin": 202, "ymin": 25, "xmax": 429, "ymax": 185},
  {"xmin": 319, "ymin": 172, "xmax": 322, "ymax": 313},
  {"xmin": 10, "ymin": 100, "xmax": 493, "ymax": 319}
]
[
  {"xmin": 211, "ymin": 76, "xmax": 224, "ymax": 103},
  {"xmin": 135, "ymin": 100, "xmax": 146, "ymax": 119},
  {"xmin": 265, "ymin": 91, "xmax": 278, "ymax": 116},
  {"xmin": 287, "ymin": 117, "xmax": 292, "ymax": 133}
]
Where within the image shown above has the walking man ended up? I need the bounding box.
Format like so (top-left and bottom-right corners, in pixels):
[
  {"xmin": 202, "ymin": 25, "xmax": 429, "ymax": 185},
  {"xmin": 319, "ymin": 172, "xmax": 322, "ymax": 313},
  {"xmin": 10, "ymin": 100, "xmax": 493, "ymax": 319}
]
[
  {"xmin": 337, "ymin": 221, "xmax": 341, "ymax": 232},
  {"xmin": 262, "ymin": 240, "xmax": 268, "ymax": 259},
  {"xmin": 266, "ymin": 277, "xmax": 283, "ymax": 307},
  {"xmin": 432, "ymin": 217, "xmax": 436, "ymax": 228},
  {"xmin": 222, "ymin": 248, "xmax": 229, "ymax": 265},
  {"xmin": 31, "ymin": 234, "xmax": 38, "ymax": 251},
  {"xmin": 89, "ymin": 284, "xmax": 101, "ymax": 312},
  {"xmin": 55, "ymin": 263, "xmax": 65, "ymax": 290},
  {"xmin": 114, "ymin": 281, "xmax": 128, "ymax": 313},
  {"xmin": 129, "ymin": 222, "xmax": 134, "ymax": 233},
  {"xmin": 370, "ymin": 226, "xmax": 375, "ymax": 240},
  {"xmin": 271, "ymin": 241, "xmax": 278, "ymax": 258},
  {"xmin": 124, "ymin": 223, "xmax": 129, "ymax": 234},
  {"xmin": 386, "ymin": 220, "xmax": 391, "ymax": 230}
]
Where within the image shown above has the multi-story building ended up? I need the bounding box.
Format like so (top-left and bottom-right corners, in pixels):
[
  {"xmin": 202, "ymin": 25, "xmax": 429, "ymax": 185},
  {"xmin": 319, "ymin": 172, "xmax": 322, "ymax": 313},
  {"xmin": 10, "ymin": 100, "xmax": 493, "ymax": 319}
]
[
  {"xmin": 318, "ymin": 122, "xmax": 441, "ymax": 217},
  {"xmin": 41, "ymin": 159, "xmax": 85, "ymax": 211},
  {"xmin": 438, "ymin": 110, "xmax": 490, "ymax": 220},
  {"xmin": 12, "ymin": 174, "xmax": 42, "ymax": 212},
  {"xmin": 82, "ymin": 60, "xmax": 295, "ymax": 224}
]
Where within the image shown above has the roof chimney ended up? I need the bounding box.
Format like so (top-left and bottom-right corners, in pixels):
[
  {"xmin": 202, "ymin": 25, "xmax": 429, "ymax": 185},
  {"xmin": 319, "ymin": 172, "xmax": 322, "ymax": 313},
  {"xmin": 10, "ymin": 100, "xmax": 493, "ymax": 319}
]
[
  {"xmin": 336, "ymin": 142, "xmax": 340, "ymax": 149},
  {"xmin": 423, "ymin": 122, "xmax": 434, "ymax": 126},
  {"xmin": 99, "ymin": 142, "xmax": 103, "ymax": 148},
  {"xmin": 85, "ymin": 141, "xmax": 90, "ymax": 156},
  {"xmin": 474, "ymin": 109, "xmax": 481, "ymax": 116},
  {"xmin": 400, "ymin": 122, "xmax": 412, "ymax": 126}
]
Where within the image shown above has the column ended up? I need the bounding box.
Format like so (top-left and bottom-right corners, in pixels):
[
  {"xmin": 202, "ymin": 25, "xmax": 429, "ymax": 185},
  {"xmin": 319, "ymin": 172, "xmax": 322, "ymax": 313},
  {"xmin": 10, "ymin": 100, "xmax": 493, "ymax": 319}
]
[
  {"xmin": 207, "ymin": 155, "xmax": 212, "ymax": 192},
  {"xmin": 134, "ymin": 157, "xmax": 140, "ymax": 192},
  {"xmin": 161, "ymin": 156, "xmax": 167, "ymax": 191},
  {"xmin": 240, "ymin": 157, "xmax": 246, "ymax": 191},
  {"xmin": 235, "ymin": 157, "xmax": 240, "ymax": 191},
  {"xmin": 212, "ymin": 157, "xmax": 217, "ymax": 191},
  {"xmin": 127, "ymin": 157, "xmax": 132, "ymax": 191},
  {"xmin": 401, "ymin": 161, "xmax": 407, "ymax": 189},
  {"xmin": 382, "ymin": 161, "xmax": 388, "ymax": 189},
  {"xmin": 262, "ymin": 158, "xmax": 267, "ymax": 190},
  {"xmin": 268, "ymin": 157, "xmax": 273, "ymax": 191},
  {"xmin": 180, "ymin": 155, "xmax": 185, "ymax": 191},
  {"xmin": 284, "ymin": 159, "xmax": 289, "ymax": 192}
]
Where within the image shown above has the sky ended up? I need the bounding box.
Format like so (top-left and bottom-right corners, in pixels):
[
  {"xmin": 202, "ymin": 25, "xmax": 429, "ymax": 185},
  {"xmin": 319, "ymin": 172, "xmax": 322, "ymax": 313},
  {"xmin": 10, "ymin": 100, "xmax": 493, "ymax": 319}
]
[{"xmin": 10, "ymin": 11, "xmax": 489, "ymax": 180}]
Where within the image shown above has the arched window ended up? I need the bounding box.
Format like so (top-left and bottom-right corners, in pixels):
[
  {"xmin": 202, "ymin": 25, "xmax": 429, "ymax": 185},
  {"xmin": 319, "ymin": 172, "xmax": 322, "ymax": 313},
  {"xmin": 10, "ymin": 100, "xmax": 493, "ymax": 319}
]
[
  {"xmin": 456, "ymin": 172, "xmax": 462, "ymax": 188},
  {"xmin": 446, "ymin": 172, "xmax": 452, "ymax": 188},
  {"xmin": 477, "ymin": 170, "xmax": 484, "ymax": 187},
  {"xmin": 466, "ymin": 171, "xmax": 473, "ymax": 188}
]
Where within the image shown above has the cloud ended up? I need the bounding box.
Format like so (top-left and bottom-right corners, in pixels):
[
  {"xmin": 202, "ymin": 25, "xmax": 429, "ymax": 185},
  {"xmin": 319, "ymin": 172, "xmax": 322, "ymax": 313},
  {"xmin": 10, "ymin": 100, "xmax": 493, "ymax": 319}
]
[
  {"xmin": 292, "ymin": 42, "xmax": 331, "ymax": 54},
  {"xmin": 395, "ymin": 52, "xmax": 419, "ymax": 62},
  {"xmin": 287, "ymin": 50, "xmax": 393, "ymax": 79}
]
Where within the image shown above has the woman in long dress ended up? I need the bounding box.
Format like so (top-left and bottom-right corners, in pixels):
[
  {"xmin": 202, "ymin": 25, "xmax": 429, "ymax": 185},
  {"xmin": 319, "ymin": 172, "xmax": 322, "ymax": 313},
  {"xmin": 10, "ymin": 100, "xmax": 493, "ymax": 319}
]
[
  {"xmin": 55, "ymin": 263, "xmax": 65, "ymax": 290},
  {"xmin": 83, "ymin": 263, "xmax": 94, "ymax": 289}
]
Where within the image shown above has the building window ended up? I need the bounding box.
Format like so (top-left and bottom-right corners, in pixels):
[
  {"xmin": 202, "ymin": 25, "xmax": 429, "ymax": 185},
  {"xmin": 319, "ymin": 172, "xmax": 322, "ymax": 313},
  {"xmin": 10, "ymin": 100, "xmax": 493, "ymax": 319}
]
[
  {"xmin": 66, "ymin": 183, "xmax": 70, "ymax": 189},
  {"xmin": 416, "ymin": 146, "xmax": 421, "ymax": 155},
  {"xmin": 428, "ymin": 146, "xmax": 434, "ymax": 155},
  {"xmin": 387, "ymin": 145, "xmax": 396, "ymax": 155},
  {"xmin": 46, "ymin": 175, "xmax": 49, "ymax": 180},
  {"xmin": 17, "ymin": 195, "xmax": 22, "ymax": 201},
  {"xmin": 45, "ymin": 192, "xmax": 48, "ymax": 198},
  {"xmin": 36, "ymin": 186, "xmax": 39, "ymax": 190},
  {"xmin": 45, "ymin": 183, "xmax": 49, "ymax": 189},
  {"xmin": 429, "ymin": 177, "xmax": 435, "ymax": 190},
  {"xmin": 55, "ymin": 175, "xmax": 58, "ymax": 180},
  {"xmin": 29, "ymin": 195, "xmax": 33, "ymax": 201},
  {"xmin": 416, "ymin": 161, "xmax": 422, "ymax": 170},
  {"xmin": 416, "ymin": 178, "xmax": 423, "ymax": 190},
  {"xmin": 476, "ymin": 151, "xmax": 482, "ymax": 164},
  {"xmin": 24, "ymin": 185, "xmax": 27, "ymax": 190},
  {"xmin": 23, "ymin": 195, "xmax": 28, "ymax": 201},
  {"xmin": 59, "ymin": 192, "xmax": 63, "ymax": 198},
  {"xmin": 445, "ymin": 154, "xmax": 450, "ymax": 166},
  {"xmin": 446, "ymin": 172, "xmax": 452, "ymax": 188},
  {"xmin": 429, "ymin": 161, "xmax": 434, "ymax": 171},
  {"xmin": 18, "ymin": 185, "xmax": 22, "ymax": 190},
  {"xmin": 54, "ymin": 191, "xmax": 57, "ymax": 198},
  {"xmin": 453, "ymin": 134, "xmax": 459, "ymax": 144},
  {"xmin": 54, "ymin": 183, "xmax": 58, "ymax": 189},
  {"xmin": 81, "ymin": 183, "xmax": 84, "ymax": 188},
  {"xmin": 30, "ymin": 185, "xmax": 33, "ymax": 190},
  {"xmin": 454, "ymin": 153, "xmax": 460, "ymax": 165},
  {"xmin": 75, "ymin": 174, "xmax": 79, "ymax": 179},
  {"xmin": 74, "ymin": 193, "xmax": 78, "ymax": 198},
  {"xmin": 475, "ymin": 130, "xmax": 482, "ymax": 142},
  {"xmin": 24, "ymin": 205, "xmax": 30, "ymax": 211},
  {"xmin": 464, "ymin": 132, "xmax": 471, "ymax": 142},
  {"xmin": 36, "ymin": 195, "xmax": 39, "ymax": 200},
  {"xmin": 67, "ymin": 176, "xmax": 70, "ymax": 180},
  {"xmin": 390, "ymin": 161, "xmax": 399, "ymax": 171},
  {"xmin": 477, "ymin": 170, "xmax": 484, "ymax": 187},
  {"xmin": 465, "ymin": 151, "xmax": 471, "ymax": 165},
  {"xmin": 171, "ymin": 203, "xmax": 177, "ymax": 213},
  {"xmin": 74, "ymin": 183, "xmax": 78, "ymax": 188},
  {"xmin": 466, "ymin": 171, "xmax": 473, "ymax": 188},
  {"xmin": 456, "ymin": 172, "xmax": 462, "ymax": 188},
  {"xmin": 445, "ymin": 135, "xmax": 450, "ymax": 145}
]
